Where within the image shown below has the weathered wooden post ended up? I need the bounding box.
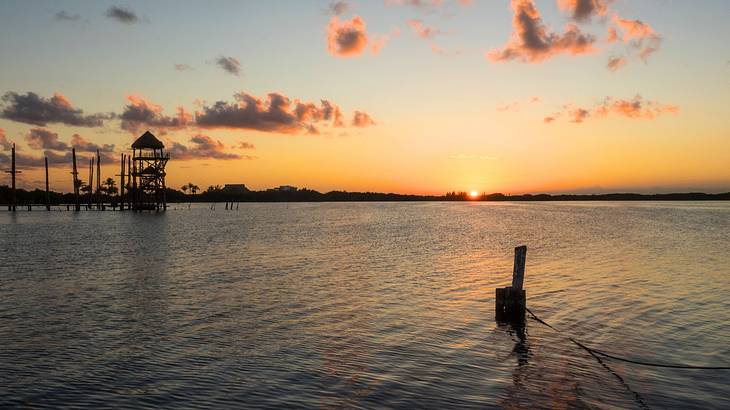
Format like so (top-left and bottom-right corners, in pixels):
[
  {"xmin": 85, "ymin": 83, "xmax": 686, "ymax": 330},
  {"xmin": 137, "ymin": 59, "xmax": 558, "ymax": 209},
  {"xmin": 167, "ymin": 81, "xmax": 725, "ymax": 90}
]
[
  {"xmin": 496, "ymin": 245, "xmax": 527, "ymax": 321},
  {"xmin": 119, "ymin": 153, "xmax": 125, "ymax": 211},
  {"xmin": 71, "ymin": 148, "xmax": 80, "ymax": 211},
  {"xmin": 96, "ymin": 149, "xmax": 101, "ymax": 210},
  {"xmin": 45, "ymin": 156, "xmax": 50, "ymax": 211},
  {"xmin": 4, "ymin": 143, "xmax": 20, "ymax": 211}
]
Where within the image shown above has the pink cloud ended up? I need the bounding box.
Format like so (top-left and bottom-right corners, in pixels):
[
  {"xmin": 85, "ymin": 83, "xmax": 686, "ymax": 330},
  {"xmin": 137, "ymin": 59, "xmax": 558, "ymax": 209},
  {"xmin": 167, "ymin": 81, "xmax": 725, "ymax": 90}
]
[
  {"xmin": 487, "ymin": 0, "xmax": 596, "ymax": 63},
  {"xmin": 327, "ymin": 15, "xmax": 369, "ymax": 57}
]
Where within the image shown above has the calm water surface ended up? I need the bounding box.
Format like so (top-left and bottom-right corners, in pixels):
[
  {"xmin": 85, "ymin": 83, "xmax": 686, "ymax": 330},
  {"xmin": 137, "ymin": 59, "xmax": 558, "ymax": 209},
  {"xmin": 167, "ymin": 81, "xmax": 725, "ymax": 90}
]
[{"xmin": 1, "ymin": 202, "xmax": 729, "ymax": 409}]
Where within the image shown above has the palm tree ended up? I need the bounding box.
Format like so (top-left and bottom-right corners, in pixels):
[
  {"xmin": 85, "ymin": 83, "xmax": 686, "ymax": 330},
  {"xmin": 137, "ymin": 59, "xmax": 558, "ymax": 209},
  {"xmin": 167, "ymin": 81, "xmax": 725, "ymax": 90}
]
[
  {"xmin": 190, "ymin": 184, "xmax": 199, "ymax": 195},
  {"xmin": 103, "ymin": 178, "xmax": 118, "ymax": 195},
  {"xmin": 181, "ymin": 184, "xmax": 189, "ymax": 195}
]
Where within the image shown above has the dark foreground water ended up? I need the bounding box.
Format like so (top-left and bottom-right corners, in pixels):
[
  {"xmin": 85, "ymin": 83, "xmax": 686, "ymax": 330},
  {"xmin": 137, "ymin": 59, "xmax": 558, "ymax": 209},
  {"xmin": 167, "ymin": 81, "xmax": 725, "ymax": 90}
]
[{"xmin": 1, "ymin": 202, "xmax": 729, "ymax": 409}]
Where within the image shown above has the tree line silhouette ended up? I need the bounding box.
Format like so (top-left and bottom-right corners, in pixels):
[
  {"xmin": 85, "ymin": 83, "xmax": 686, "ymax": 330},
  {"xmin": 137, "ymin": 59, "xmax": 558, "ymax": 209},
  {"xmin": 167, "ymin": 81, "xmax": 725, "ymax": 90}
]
[{"xmin": 1, "ymin": 184, "xmax": 729, "ymax": 205}]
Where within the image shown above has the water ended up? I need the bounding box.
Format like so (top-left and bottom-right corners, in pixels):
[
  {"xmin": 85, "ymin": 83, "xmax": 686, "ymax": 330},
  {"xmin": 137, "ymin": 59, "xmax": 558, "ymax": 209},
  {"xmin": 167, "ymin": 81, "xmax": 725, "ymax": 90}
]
[{"xmin": 1, "ymin": 202, "xmax": 729, "ymax": 409}]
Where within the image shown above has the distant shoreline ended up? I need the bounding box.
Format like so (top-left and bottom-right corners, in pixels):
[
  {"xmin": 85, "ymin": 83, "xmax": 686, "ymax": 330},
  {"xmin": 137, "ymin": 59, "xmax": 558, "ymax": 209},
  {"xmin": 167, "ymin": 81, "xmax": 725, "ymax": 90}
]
[{"xmin": 2, "ymin": 185, "xmax": 729, "ymax": 205}]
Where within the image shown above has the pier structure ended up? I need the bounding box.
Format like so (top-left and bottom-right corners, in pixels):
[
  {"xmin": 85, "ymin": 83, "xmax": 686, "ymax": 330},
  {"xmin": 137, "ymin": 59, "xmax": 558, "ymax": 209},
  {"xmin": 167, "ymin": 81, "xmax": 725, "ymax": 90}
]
[{"xmin": 130, "ymin": 131, "xmax": 169, "ymax": 211}]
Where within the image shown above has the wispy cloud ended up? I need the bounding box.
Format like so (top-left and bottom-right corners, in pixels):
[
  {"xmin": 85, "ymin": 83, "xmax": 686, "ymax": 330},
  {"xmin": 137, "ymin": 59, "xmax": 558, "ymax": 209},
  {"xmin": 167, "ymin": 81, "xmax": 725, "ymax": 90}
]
[
  {"xmin": 215, "ymin": 56, "xmax": 241, "ymax": 76},
  {"xmin": 54, "ymin": 10, "xmax": 81, "ymax": 22},
  {"xmin": 174, "ymin": 63, "xmax": 192, "ymax": 72},
  {"xmin": 545, "ymin": 95, "xmax": 679, "ymax": 124},
  {"xmin": 105, "ymin": 6, "xmax": 140, "ymax": 24},
  {"xmin": 168, "ymin": 135, "xmax": 249, "ymax": 160}
]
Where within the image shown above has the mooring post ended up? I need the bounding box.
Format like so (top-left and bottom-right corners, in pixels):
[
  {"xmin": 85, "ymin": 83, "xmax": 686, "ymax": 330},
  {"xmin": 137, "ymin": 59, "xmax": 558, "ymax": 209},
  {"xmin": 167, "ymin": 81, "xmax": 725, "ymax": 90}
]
[
  {"xmin": 72, "ymin": 148, "xmax": 80, "ymax": 211},
  {"xmin": 45, "ymin": 156, "xmax": 50, "ymax": 211},
  {"xmin": 496, "ymin": 245, "xmax": 527, "ymax": 321},
  {"xmin": 96, "ymin": 149, "xmax": 101, "ymax": 210}
]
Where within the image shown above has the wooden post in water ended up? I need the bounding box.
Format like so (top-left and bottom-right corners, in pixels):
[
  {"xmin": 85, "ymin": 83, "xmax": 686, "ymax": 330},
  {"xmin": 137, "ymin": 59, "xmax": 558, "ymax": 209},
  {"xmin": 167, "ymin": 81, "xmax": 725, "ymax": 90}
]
[
  {"xmin": 496, "ymin": 245, "xmax": 527, "ymax": 321},
  {"xmin": 5, "ymin": 143, "xmax": 18, "ymax": 211},
  {"xmin": 88, "ymin": 157, "xmax": 94, "ymax": 209},
  {"xmin": 119, "ymin": 153, "xmax": 125, "ymax": 211},
  {"xmin": 71, "ymin": 148, "xmax": 80, "ymax": 211},
  {"xmin": 95, "ymin": 150, "xmax": 101, "ymax": 210},
  {"xmin": 126, "ymin": 154, "xmax": 132, "ymax": 210},
  {"xmin": 45, "ymin": 156, "xmax": 50, "ymax": 211}
]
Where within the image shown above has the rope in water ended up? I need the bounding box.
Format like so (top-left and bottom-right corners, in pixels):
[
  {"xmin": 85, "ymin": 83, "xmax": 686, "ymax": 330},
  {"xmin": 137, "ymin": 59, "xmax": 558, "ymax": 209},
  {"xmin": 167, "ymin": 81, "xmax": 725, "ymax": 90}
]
[{"xmin": 525, "ymin": 307, "xmax": 730, "ymax": 370}]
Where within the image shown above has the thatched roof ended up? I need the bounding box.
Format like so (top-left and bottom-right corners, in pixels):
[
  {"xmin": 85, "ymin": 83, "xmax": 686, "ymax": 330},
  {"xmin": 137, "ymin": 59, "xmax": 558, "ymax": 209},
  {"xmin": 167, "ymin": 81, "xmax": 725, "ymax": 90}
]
[{"xmin": 132, "ymin": 131, "xmax": 164, "ymax": 149}]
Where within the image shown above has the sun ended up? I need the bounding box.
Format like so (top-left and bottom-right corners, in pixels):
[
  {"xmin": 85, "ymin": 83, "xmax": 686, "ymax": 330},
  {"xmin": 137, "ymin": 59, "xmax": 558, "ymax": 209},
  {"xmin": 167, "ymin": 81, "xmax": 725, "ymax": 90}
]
[{"xmin": 469, "ymin": 190, "xmax": 479, "ymax": 198}]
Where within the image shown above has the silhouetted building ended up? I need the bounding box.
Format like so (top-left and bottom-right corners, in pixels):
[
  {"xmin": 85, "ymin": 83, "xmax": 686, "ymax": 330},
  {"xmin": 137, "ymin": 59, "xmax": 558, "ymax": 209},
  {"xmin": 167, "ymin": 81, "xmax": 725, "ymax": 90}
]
[
  {"xmin": 274, "ymin": 185, "xmax": 297, "ymax": 192},
  {"xmin": 223, "ymin": 184, "xmax": 249, "ymax": 194},
  {"xmin": 131, "ymin": 131, "xmax": 169, "ymax": 211}
]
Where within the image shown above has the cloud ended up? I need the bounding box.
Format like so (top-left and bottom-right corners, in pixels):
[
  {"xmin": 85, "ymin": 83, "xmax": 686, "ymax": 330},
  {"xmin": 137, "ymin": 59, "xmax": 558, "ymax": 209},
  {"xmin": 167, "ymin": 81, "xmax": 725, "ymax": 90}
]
[
  {"xmin": 196, "ymin": 92, "xmax": 366, "ymax": 134},
  {"xmin": 352, "ymin": 111, "xmax": 375, "ymax": 127},
  {"xmin": 120, "ymin": 94, "xmax": 192, "ymax": 134},
  {"xmin": 55, "ymin": 10, "xmax": 81, "ymax": 21},
  {"xmin": 174, "ymin": 63, "xmax": 192, "ymax": 71},
  {"xmin": 487, "ymin": 0, "xmax": 596, "ymax": 63},
  {"xmin": 328, "ymin": 1, "xmax": 350, "ymax": 15},
  {"xmin": 611, "ymin": 16, "xmax": 662, "ymax": 61},
  {"xmin": 606, "ymin": 55, "xmax": 627, "ymax": 72},
  {"xmin": 557, "ymin": 0, "xmax": 608, "ymax": 22},
  {"xmin": 0, "ymin": 129, "xmax": 12, "ymax": 151},
  {"xmin": 568, "ymin": 107, "xmax": 590, "ymax": 123},
  {"xmin": 25, "ymin": 128, "xmax": 69, "ymax": 151},
  {"xmin": 168, "ymin": 134, "xmax": 247, "ymax": 160},
  {"xmin": 0, "ymin": 92, "xmax": 112, "ymax": 127},
  {"xmin": 237, "ymin": 141, "xmax": 255, "ymax": 150},
  {"xmin": 327, "ymin": 15, "xmax": 369, "ymax": 57},
  {"xmin": 105, "ymin": 6, "xmax": 139, "ymax": 24},
  {"xmin": 386, "ymin": 0, "xmax": 444, "ymax": 8},
  {"xmin": 408, "ymin": 20, "xmax": 441, "ymax": 39},
  {"xmin": 70, "ymin": 134, "xmax": 115, "ymax": 152},
  {"xmin": 547, "ymin": 95, "xmax": 679, "ymax": 124},
  {"xmin": 497, "ymin": 96, "xmax": 541, "ymax": 112},
  {"xmin": 215, "ymin": 56, "xmax": 241, "ymax": 76}
]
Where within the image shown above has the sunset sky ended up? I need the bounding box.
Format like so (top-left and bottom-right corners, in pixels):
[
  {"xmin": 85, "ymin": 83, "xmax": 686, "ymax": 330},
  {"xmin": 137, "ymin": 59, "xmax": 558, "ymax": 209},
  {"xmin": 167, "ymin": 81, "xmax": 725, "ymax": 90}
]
[{"xmin": 1, "ymin": 0, "xmax": 729, "ymax": 194}]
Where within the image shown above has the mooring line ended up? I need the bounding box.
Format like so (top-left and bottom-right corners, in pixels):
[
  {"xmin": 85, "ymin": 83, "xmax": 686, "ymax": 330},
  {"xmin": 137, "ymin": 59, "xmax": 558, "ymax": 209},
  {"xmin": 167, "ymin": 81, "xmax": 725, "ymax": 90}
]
[{"xmin": 526, "ymin": 308, "xmax": 730, "ymax": 370}]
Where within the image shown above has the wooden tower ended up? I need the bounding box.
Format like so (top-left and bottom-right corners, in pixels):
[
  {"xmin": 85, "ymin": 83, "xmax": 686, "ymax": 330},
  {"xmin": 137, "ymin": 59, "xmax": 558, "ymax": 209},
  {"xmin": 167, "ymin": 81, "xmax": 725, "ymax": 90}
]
[{"xmin": 130, "ymin": 131, "xmax": 169, "ymax": 211}]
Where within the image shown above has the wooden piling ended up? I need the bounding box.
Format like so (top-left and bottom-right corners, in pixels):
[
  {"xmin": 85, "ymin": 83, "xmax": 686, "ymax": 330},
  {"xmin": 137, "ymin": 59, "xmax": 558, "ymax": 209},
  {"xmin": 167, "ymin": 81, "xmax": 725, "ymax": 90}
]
[
  {"xmin": 71, "ymin": 148, "xmax": 80, "ymax": 211},
  {"xmin": 119, "ymin": 153, "xmax": 125, "ymax": 211},
  {"xmin": 45, "ymin": 156, "xmax": 50, "ymax": 211},
  {"xmin": 126, "ymin": 155, "xmax": 132, "ymax": 210},
  {"xmin": 88, "ymin": 157, "xmax": 94, "ymax": 208},
  {"xmin": 5, "ymin": 143, "xmax": 18, "ymax": 211},
  {"xmin": 496, "ymin": 246, "xmax": 527, "ymax": 321},
  {"xmin": 96, "ymin": 149, "xmax": 101, "ymax": 210}
]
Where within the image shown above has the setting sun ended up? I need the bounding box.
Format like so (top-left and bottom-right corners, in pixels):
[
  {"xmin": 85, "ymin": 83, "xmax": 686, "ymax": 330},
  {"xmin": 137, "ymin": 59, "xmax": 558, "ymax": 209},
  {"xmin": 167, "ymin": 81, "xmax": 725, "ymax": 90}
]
[{"xmin": 470, "ymin": 190, "xmax": 479, "ymax": 198}]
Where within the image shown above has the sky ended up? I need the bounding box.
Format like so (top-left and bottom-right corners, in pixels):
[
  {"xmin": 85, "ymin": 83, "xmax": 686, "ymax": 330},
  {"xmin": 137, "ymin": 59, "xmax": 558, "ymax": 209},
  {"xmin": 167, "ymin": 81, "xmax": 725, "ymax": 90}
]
[{"xmin": 0, "ymin": 0, "xmax": 729, "ymax": 195}]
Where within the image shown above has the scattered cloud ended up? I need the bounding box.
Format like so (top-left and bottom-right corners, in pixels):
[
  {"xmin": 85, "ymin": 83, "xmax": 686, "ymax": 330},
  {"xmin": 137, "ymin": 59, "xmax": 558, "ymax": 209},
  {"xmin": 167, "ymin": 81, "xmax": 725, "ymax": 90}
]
[
  {"xmin": 546, "ymin": 95, "xmax": 679, "ymax": 124},
  {"xmin": 25, "ymin": 128, "xmax": 69, "ymax": 151},
  {"xmin": 105, "ymin": 6, "xmax": 139, "ymax": 24},
  {"xmin": 611, "ymin": 16, "xmax": 662, "ymax": 62},
  {"xmin": 327, "ymin": 15, "xmax": 370, "ymax": 57},
  {"xmin": 557, "ymin": 0, "xmax": 608, "ymax": 22},
  {"xmin": 328, "ymin": 1, "xmax": 350, "ymax": 16},
  {"xmin": 0, "ymin": 129, "xmax": 12, "ymax": 150},
  {"xmin": 215, "ymin": 56, "xmax": 241, "ymax": 76},
  {"xmin": 606, "ymin": 55, "xmax": 627, "ymax": 72},
  {"xmin": 71, "ymin": 134, "xmax": 115, "ymax": 152},
  {"xmin": 168, "ymin": 134, "xmax": 247, "ymax": 160},
  {"xmin": 197, "ymin": 92, "xmax": 361, "ymax": 134},
  {"xmin": 174, "ymin": 63, "xmax": 192, "ymax": 71},
  {"xmin": 487, "ymin": 0, "xmax": 596, "ymax": 63},
  {"xmin": 0, "ymin": 92, "xmax": 113, "ymax": 127},
  {"xmin": 120, "ymin": 94, "xmax": 192, "ymax": 134},
  {"xmin": 237, "ymin": 141, "xmax": 255, "ymax": 150},
  {"xmin": 407, "ymin": 19, "xmax": 441, "ymax": 39},
  {"xmin": 497, "ymin": 96, "xmax": 541, "ymax": 112},
  {"xmin": 352, "ymin": 111, "xmax": 375, "ymax": 127},
  {"xmin": 55, "ymin": 10, "xmax": 81, "ymax": 22}
]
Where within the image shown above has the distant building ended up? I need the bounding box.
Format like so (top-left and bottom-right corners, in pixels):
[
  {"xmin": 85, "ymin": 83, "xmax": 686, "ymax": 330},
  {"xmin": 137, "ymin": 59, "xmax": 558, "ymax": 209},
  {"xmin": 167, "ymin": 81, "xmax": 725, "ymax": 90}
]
[
  {"xmin": 276, "ymin": 185, "xmax": 297, "ymax": 192},
  {"xmin": 222, "ymin": 184, "xmax": 249, "ymax": 194}
]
